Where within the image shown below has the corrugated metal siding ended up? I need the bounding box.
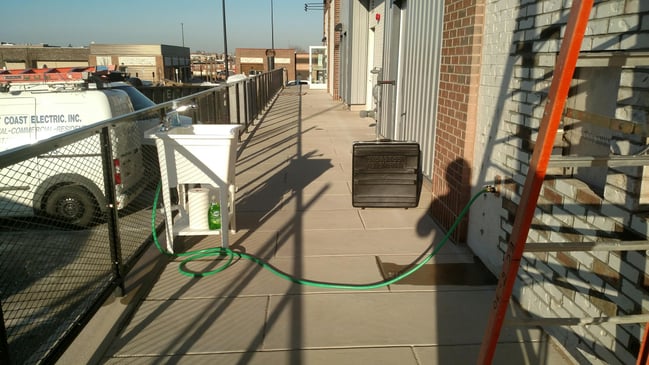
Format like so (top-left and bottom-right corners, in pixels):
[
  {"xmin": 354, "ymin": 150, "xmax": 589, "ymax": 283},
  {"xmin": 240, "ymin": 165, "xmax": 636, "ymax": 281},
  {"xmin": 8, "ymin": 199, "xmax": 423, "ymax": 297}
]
[
  {"xmin": 378, "ymin": 2, "xmax": 400, "ymax": 140},
  {"xmin": 340, "ymin": 1, "xmax": 369, "ymax": 106},
  {"xmin": 366, "ymin": 1, "xmax": 386, "ymax": 112},
  {"xmin": 384, "ymin": 0, "xmax": 444, "ymax": 179},
  {"xmin": 350, "ymin": 1, "xmax": 369, "ymax": 105},
  {"xmin": 369, "ymin": 1, "xmax": 385, "ymax": 68}
]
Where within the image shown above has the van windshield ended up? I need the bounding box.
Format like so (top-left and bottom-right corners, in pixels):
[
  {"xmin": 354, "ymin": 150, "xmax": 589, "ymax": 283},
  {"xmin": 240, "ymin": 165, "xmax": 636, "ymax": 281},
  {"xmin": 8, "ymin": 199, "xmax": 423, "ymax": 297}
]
[{"xmin": 112, "ymin": 85, "xmax": 156, "ymax": 110}]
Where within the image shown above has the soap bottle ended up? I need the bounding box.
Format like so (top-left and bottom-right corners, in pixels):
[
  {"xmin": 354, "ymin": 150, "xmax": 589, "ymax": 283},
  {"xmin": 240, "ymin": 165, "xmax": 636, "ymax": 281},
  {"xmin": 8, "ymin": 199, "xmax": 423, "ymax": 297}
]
[{"xmin": 208, "ymin": 197, "xmax": 221, "ymax": 230}]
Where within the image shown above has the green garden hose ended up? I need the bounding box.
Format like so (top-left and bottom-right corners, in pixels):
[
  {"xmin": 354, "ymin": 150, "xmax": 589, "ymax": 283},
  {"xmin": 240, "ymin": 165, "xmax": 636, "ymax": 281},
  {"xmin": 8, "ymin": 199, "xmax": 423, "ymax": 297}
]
[{"xmin": 151, "ymin": 183, "xmax": 494, "ymax": 289}]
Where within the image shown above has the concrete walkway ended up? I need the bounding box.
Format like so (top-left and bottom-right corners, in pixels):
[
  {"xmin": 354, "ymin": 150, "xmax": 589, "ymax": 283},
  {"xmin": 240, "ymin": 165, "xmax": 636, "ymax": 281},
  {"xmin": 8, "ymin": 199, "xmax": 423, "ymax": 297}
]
[{"xmin": 97, "ymin": 87, "xmax": 574, "ymax": 364}]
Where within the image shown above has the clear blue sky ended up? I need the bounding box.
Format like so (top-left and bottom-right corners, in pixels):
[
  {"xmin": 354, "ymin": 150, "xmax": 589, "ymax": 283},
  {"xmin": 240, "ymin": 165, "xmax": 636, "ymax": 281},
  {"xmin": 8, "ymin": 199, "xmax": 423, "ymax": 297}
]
[{"xmin": 1, "ymin": 0, "xmax": 323, "ymax": 53}]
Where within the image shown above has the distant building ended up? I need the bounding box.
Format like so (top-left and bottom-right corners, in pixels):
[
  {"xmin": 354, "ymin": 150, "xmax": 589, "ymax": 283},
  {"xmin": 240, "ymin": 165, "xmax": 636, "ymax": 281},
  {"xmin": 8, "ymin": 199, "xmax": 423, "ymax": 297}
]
[
  {"xmin": 235, "ymin": 48, "xmax": 299, "ymax": 81},
  {"xmin": 89, "ymin": 44, "xmax": 191, "ymax": 84},
  {"xmin": 294, "ymin": 52, "xmax": 310, "ymax": 82},
  {"xmin": 190, "ymin": 52, "xmax": 230, "ymax": 82},
  {"xmin": 0, "ymin": 44, "xmax": 89, "ymax": 69}
]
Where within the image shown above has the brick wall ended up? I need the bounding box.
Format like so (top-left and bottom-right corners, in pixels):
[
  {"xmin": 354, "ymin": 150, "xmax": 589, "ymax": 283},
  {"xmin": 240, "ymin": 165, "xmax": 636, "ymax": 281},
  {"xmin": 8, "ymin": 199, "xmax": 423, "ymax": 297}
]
[
  {"xmin": 333, "ymin": 0, "xmax": 341, "ymax": 100},
  {"xmin": 474, "ymin": 0, "xmax": 649, "ymax": 363},
  {"xmin": 432, "ymin": 0, "xmax": 485, "ymax": 243},
  {"xmin": 234, "ymin": 48, "xmax": 297, "ymax": 80}
]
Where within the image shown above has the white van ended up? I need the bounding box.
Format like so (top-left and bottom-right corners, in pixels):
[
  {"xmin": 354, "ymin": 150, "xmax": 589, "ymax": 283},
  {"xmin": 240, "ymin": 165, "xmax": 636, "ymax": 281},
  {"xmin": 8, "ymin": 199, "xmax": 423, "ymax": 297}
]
[{"xmin": 0, "ymin": 73, "xmax": 146, "ymax": 226}]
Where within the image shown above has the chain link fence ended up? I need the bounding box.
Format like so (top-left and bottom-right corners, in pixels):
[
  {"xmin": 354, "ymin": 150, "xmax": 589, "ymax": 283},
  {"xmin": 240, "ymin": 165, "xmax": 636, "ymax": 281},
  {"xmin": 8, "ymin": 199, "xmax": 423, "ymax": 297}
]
[{"xmin": 0, "ymin": 69, "xmax": 283, "ymax": 364}]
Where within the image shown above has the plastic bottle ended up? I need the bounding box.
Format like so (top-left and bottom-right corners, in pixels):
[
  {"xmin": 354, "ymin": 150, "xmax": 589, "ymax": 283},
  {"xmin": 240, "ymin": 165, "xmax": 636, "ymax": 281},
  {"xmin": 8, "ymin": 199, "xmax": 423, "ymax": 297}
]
[{"xmin": 208, "ymin": 198, "xmax": 221, "ymax": 230}]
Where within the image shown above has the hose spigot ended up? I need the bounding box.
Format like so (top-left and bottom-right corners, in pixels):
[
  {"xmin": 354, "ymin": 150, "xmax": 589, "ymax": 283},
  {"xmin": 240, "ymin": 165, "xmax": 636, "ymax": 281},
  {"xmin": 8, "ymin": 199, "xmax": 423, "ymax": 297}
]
[
  {"xmin": 483, "ymin": 185, "xmax": 497, "ymax": 194},
  {"xmin": 160, "ymin": 103, "xmax": 196, "ymax": 131}
]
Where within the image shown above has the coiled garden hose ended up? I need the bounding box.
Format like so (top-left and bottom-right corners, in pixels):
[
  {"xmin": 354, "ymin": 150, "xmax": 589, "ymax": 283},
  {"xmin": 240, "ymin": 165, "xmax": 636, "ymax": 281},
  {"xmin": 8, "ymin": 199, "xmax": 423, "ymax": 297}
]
[{"xmin": 151, "ymin": 183, "xmax": 495, "ymax": 289}]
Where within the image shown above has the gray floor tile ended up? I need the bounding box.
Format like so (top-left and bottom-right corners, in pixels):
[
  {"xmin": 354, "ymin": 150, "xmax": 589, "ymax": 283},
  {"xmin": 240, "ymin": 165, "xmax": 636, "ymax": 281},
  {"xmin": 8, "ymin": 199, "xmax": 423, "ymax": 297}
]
[
  {"xmin": 103, "ymin": 347, "xmax": 420, "ymax": 365},
  {"xmin": 263, "ymin": 290, "xmax": 538, "ymax": 349},
  {"xmin": 236, "ymin": 209, "xmax": 365, "ymax": 231},
  {"xmin": 359, "ymin": 207, "xmax": 438, "ymax": 230},
  {"xmin": 105, "ymin": 297, "xmax": 268, "ymax": 356},
  {"xmin": 148, "ymin": 255, "xmax": 388, "ymax": 299},
  {"xmin": 415, "ymin": 341, "xmax": 574, "ymax": 365},
  {"xmin": 274, "ymin": 228, "xmax": 460, "ymax": 257}
]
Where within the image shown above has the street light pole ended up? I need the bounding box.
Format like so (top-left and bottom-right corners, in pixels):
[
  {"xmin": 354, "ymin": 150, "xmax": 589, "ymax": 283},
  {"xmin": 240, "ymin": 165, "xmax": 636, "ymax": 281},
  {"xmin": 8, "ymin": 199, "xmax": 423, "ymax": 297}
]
[
  {"xmin": 180, "ymin": 22, "xmax": 185, "ymax": 82},
  {"xmin": 222, "ymin": 0, "xmax": 229, "ymax": 78},
  {"xmin": 271, "ymin": 0, "xmax": 275, "ymax": 50},
  {"xmin": 181, "ymin": 22, "xmax": 185, "ymax": 47},
  {"xmin": 269, "ymin": 0, "xmax": 275, "ymax": 70}
]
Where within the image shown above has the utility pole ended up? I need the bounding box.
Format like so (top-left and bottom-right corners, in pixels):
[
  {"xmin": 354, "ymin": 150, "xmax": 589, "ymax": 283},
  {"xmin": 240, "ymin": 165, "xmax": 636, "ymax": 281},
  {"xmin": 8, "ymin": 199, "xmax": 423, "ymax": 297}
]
[
  {"xmin": 181, "ymin": 22, "xmax": 185, "ymax": 47},
  {"xmin": 269, "ymin": 0, "xmax": 275, "ymax": 70},
  {"xmin": 222, "ymin": 0, "xmax": 229, "ymax": 78}
]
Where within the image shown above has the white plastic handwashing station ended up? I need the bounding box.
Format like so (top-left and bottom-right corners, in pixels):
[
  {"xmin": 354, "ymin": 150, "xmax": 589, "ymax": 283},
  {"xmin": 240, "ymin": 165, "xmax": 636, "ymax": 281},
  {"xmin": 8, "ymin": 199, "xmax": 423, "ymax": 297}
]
[{"xmin": 145, "ymin": 123, "xmax": 242, "ymax": 254}]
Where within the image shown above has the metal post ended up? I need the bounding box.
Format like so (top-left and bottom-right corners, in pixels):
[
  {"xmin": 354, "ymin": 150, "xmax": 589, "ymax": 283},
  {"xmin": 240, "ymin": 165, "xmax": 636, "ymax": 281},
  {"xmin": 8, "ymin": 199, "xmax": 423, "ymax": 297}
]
[
  {"xmin": 0, "ymin": 303, "xmax": 10, "ymax": 364},
  {"xmin": 270, "ymin": 0, "xmax": 275, "ymax": 70},
  {"xmin": 637, "ymin": 324, "xmax": 649, "ymax": 365},
  {"xmin": 222, "ymin": 0, "xmax": 229, "ymax": 78},
  {"xmin": 234, "ymin": 83, "xmax": 241, "ymax": 125},
  {"xmin": 243, "ymin": 82, "xmax": 250, "ymax": 126},
  {"xmin": 100, "ymin": 126, "xmax": 125, "ymax": 296}
]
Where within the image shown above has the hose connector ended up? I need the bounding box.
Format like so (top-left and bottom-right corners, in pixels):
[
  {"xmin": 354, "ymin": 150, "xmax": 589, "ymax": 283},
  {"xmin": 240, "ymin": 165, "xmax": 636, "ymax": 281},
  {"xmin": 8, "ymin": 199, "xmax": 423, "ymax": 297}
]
[{"xmin": 483, "ymin": 185, "xmax": 497, "ymax": 194}]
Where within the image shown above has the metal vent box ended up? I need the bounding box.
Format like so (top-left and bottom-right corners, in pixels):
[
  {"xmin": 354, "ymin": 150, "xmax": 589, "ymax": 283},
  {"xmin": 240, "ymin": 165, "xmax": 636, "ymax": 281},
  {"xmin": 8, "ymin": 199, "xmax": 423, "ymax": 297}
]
[{"xmin": 352, "ymin": 140, "xmax": 421, "ymax": 208}]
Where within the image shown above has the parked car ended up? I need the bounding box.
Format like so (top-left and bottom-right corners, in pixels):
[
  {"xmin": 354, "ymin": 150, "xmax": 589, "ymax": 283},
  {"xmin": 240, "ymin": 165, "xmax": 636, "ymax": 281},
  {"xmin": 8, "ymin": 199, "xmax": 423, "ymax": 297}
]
[
  {"xmin": 108, "ymin": 81, "xmax": 191, "ymax": 129},
  {"xmin": 227, "ymin": 74, "xmax": 248, "ymax": 84},
  {"xmin": 286, "ymin": 79, "xmax": 310, "ymax": 86},
  {"xmin": 217, "ymin": 70, "xmax": 236, "ymax": 80}
]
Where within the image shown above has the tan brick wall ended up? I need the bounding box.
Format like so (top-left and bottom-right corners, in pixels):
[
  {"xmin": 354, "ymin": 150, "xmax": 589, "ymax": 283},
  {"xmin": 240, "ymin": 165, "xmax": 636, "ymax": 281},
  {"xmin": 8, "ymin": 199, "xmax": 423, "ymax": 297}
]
[{"xmin": 235, "ymin": 48, "xmax": 296, "ymax": 80}]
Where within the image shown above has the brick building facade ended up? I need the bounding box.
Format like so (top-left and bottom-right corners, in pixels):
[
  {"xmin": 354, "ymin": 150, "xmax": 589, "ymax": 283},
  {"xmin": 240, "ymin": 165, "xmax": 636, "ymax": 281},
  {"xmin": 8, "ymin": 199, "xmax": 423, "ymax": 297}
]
[
  {"xmin": 235, "ymin": 48, "xmax": 299, "ymax": 81},
  {"xmin": 0, "ymin": 45, "xmax": 89, "ymax": 69}
]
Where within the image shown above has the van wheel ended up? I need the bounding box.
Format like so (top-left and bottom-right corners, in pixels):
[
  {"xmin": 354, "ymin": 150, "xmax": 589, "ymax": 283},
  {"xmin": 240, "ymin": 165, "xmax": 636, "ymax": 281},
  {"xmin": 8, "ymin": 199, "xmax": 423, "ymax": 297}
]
[{"xmin": 45, "ymin": 185, "xmax": 98, "ymax": 227}]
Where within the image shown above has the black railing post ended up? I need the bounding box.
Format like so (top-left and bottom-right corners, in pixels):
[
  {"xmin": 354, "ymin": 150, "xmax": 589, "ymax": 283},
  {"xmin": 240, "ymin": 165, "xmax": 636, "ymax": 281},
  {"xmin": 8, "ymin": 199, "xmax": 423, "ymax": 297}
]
[
  {"xmin": 0, "ymin": 302, "xmax": 11, "ymax": 364},
  {"xmin": 234, "ymin": 83, "xmax": 242, "ymax": 126},
  {"xmin": 100, "ymin": 126, "xmax": 125, "ymax": 296},
  {"xmin": 216, "ymin": 89, "xmax": 224, "ymax": 123},
  {"xmin": 260, "ymin": 75, "xmax": 265, "ymax": 104},
  {"xmin": 256, "ymin": 79, "xmax": 262, "ymax": 118},
  {"xmin": 243, "ymin": 82, "xmax": 250, "ymax": 127},
  {"xmin": 225, "ymin": 85, "xmax": 231, "ymax": 124},
  {"xmin": 253, "ymin": 79, "xmax": 259, "ymax": 119}
]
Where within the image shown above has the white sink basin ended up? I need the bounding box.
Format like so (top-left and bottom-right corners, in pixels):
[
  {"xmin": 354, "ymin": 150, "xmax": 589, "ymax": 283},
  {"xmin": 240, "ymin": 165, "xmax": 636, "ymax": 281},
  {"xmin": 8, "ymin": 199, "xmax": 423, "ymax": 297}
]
[
  {"xmin": 146, "ymin": 123, "xmax": 243, "ymax": 251},
  {"xmin": 145, "ymin": 124, "xmax": 241, "ymax": 139},
  {"xmin": 145, "ymin": 123, "xmax": 242, "ymax": 186}
]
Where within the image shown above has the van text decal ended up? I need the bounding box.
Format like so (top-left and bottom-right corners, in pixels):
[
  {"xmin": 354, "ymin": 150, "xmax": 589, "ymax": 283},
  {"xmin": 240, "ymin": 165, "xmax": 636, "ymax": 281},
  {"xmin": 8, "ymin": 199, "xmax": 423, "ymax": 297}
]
[
  {"xmin": 0, "ymin": 125, "xmax": 78, "ymax": 135},
  {"xmin": 2, "ymin": 114, "xmax": 82, "ymax": 125}
]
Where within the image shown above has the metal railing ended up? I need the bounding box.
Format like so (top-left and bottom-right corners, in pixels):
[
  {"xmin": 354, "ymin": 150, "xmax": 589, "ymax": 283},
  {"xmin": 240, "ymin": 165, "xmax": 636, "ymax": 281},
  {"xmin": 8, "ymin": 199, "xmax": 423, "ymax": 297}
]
[{"xmin": 0, "ymin": 69, "xmax": 283, "ymax": 364}]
